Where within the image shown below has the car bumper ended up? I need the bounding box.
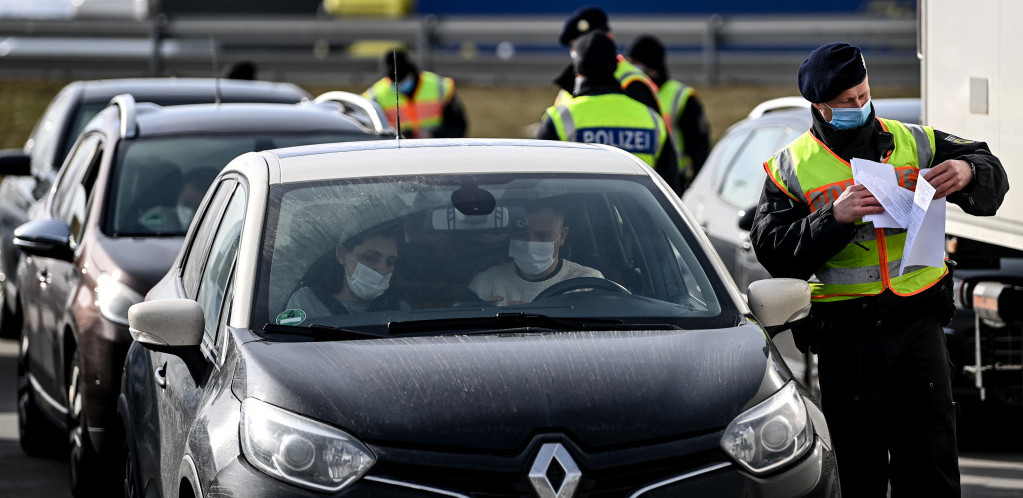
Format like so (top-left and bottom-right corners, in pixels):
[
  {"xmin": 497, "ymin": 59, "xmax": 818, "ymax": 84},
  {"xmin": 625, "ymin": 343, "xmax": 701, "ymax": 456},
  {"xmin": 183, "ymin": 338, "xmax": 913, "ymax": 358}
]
[{"xmin": 206, "ymin": 437, "xmax": 838, "ymax": 497}]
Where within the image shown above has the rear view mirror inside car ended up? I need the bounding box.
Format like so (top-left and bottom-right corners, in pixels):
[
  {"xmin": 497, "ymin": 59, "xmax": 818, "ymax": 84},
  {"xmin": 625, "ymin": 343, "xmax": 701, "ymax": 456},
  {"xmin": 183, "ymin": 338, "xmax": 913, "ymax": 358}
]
[{"xmin": 429, "ymin": 206, "xmax": 527, "ymax": 232}]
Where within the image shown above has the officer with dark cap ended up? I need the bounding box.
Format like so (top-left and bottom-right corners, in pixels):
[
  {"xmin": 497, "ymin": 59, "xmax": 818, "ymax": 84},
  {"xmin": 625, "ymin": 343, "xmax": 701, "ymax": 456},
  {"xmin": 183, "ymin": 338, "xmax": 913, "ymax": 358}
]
[
  {"xmin": 534, "ymin": 31, "xmax": 679, "ymax": 194},
  {"xmin": 362, "ymin": 50, "xmax": 468, "ymax": 138},
  {"xmin": 627, "ymin": 34, "xmax": 710, "ymax": 190},
  {"xmin": 551, "ymin": 6, "xmax": 661, "ymax": 114},
  {"xmin": 750, "ymin": 42, "xmax": 1008, "ymax": 497}
]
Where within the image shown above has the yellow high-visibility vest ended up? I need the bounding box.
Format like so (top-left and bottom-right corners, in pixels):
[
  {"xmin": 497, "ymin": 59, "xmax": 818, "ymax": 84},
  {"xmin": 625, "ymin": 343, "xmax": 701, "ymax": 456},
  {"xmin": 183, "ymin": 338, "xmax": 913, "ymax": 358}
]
[
  {"xmin": 544, "ymin": 93, "xmax": 667, "ymax": 168},
  {"xmin": 363, "ymin": 71, "xmax": 454, "ymax": 136}
]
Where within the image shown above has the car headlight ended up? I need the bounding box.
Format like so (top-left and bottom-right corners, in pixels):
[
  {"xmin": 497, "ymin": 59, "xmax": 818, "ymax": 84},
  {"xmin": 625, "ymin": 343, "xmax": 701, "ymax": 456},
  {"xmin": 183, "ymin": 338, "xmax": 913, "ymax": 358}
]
[
  {"xmin": 240, "ymin": 398, "xmax": 376, "ymax": 492},
  {"xmin": 95, "ymin": 272, "xmax": 144, "ymax": 326},
  {"xmin": 720, "ymin": 382, "xmax": 814, "ymax": 475}
]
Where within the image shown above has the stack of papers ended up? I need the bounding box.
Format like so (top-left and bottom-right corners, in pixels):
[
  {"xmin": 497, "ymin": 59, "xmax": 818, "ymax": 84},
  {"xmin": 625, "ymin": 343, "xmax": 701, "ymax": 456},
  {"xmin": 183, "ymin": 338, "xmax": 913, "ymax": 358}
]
[{"xmin": 850, "ymin": 158, "xmax": 946, "ymax": 276}]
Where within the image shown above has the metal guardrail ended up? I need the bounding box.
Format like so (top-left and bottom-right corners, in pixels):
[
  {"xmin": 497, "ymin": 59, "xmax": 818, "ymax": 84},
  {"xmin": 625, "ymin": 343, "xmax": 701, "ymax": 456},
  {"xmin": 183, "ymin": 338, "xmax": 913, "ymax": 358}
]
[{"xmin": 0, "ymin": 15, "xmax": 919, "ymax": 86}]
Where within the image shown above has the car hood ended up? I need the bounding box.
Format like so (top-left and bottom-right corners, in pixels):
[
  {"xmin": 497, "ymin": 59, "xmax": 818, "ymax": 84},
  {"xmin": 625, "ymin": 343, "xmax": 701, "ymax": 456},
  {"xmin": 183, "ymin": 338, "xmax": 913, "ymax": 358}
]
[
  {"xmin": 93, "ymin": 235, "xmax": 183, "ymax": 293},
  {"xmin": 240, "ymin": 322, "xmax": 779, "ymax": 451}
]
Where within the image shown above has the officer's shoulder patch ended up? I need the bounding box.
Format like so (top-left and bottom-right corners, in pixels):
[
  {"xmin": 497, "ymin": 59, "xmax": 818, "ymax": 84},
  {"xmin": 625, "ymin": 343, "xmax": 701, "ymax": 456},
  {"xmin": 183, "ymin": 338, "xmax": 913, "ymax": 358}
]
[{"xmin": 944, "ymin": 134, "xmax": 975, "ymax": 145}]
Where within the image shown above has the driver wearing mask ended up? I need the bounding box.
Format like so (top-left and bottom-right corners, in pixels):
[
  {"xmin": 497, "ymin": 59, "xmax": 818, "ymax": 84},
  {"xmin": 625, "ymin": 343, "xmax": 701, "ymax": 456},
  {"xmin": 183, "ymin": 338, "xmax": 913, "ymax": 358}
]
[{"xmin": 468, "ymin": 199, "xmax": 603, "ymax": 306}]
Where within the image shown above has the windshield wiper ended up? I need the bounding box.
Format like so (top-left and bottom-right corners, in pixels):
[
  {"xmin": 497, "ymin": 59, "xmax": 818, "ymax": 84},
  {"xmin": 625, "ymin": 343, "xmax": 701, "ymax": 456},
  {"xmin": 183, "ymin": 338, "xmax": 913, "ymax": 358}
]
[
  {"xmin": 387, "ymin": 312, "xmax": 677, "ymax": 335},
  {"xmin": 262, "ymin": 323, "xmax": 387, "ymax": 341}
]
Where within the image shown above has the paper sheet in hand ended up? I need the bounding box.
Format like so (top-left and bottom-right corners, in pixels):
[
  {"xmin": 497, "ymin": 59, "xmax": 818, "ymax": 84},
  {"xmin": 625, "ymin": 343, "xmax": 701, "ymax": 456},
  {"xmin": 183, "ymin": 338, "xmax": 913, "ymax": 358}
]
[
  {"xmin": 850, "ymin": 158, "xmax": 903, "ymax": 228},
  {"xmin": 899, "ymin": 170, "xmax": 946, "ymax": 275}
]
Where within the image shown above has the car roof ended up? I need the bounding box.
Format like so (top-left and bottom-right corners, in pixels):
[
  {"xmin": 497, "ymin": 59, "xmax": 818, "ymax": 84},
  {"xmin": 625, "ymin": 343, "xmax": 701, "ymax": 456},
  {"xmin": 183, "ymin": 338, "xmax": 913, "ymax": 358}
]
[
  {"xmin": 260, "ymin": 139, "xmax": 655, "ymax": 184},
  {"xmin": 88, "ymin": 100, "xmax": 385, "ymax": 138},
  {"xmin": 72, "ymin": 77, "xmax": 310, "ymax": 104}
]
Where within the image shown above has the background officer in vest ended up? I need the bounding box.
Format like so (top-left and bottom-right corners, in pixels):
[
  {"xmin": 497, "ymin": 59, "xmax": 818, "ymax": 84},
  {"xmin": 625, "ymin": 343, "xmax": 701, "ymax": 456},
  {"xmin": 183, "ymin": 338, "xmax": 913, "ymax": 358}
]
[
  {"xmin": 627, "ymin": 35, "xmax": 710, "ymax": 192},
  {"xmin": 362, "ymin": 50, "xmax": 468, "ymax": 139},
  {"xmin": 534, "ymin": 31, "xmax": 680, "ymax": 194},
  {"xmin": 551, "ymin": 6, "xmax": 661, "ymax": 114},
  {"xmin": 750, "ymin": 42, "xmax": 1008, "ymax": 497}
]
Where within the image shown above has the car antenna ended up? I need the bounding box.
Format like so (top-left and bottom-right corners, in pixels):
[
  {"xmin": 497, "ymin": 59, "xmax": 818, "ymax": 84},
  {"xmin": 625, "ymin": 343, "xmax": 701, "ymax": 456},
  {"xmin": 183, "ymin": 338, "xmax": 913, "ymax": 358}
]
[
  {"xmin": 210, "ymin": 35, "xmax": 222, "ymax": 105},
  {"xmin": 392, "ymin": 49, "xmax": 402, "ymax": 145}
]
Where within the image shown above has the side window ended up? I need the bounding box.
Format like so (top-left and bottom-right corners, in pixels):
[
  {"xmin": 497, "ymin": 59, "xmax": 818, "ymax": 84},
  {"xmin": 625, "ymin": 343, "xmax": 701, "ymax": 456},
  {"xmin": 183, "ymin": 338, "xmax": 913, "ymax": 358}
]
[
  {"xmin": 719, "ymin": 126, "xmax": 799, "ymax": 208},
  {"xmin": 27, "ymin": 88, "xmax": 73, "ymax": 175},
  {"xmin": 181, "ymin": 180, "xmax": 235, "ymax": 297},
  {"xmin": 50, "ymin": 135, "xmax": 102, "ymax": 246},
  {"xmin": 195, "ymin": 189, "xmax": 245, "ymax": 342}
]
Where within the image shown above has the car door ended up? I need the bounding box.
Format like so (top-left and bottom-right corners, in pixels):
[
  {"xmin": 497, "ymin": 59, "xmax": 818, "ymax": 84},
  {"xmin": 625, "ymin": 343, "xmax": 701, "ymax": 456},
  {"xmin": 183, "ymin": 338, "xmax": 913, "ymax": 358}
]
[
  {"xmin": 22, "ymin": 134, "xmax": 103, "ymax": 409},
  {"xmin": 149, "ymin": 179, "xmax": 244, "ymax": 496}
]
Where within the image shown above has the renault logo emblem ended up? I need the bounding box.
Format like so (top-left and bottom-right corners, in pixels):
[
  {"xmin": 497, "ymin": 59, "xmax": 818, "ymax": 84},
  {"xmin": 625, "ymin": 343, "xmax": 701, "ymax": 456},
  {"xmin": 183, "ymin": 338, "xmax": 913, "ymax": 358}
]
[{"xmin": 528, "ymin": 443, "xmax": 581, "ymax": 498}]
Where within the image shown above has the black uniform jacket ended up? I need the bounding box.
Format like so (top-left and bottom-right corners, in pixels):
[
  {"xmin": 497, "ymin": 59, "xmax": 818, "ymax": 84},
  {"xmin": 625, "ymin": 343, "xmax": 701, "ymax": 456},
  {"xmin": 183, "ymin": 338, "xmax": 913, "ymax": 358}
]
[
  {"xmin": 750, "ymin": 105, "xmax": 1009, "ymax": 281},
  {"xmin": 534, "ymin": 78, "xmax": 681, "ymax": 194}
]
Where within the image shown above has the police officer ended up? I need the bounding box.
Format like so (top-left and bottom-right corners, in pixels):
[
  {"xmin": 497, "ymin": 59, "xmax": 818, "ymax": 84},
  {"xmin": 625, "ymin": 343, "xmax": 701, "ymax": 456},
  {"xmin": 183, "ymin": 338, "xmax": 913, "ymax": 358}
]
[
  {"xmin": 627, "ymin": 35, "xmax": 710, "ymax": 191},
  {"xmin": 551, "ymin": 6, "xmax": 661, "ymax": 114},
  {"xmin": 534, "ymin": 31, "xmax": 680, "ymax": 194},
  {"xmin": 750, "ymin": 42, "xmax": 1008, "ymax": 497},
  {"xmin": 362, "ymin": 50, "xmax": 468, "ymax": 138}
]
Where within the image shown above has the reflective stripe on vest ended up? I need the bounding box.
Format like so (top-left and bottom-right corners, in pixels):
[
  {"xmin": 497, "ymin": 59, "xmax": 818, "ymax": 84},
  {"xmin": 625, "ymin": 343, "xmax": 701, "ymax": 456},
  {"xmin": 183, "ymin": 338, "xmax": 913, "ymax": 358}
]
[
  {"xmin": 763, "ymin": 117, "xmax": 946, "ymax": 301},
  {"xmin": 659, "ymin": 79, "xmax": 694, "ymax": 172},
  {"xmin": 363, "ymin": 71, "xmax": 453, "ymax": 135},
  {"xmin": 545, "ymin": 93, "xmax": 666, "ymax": 167}
]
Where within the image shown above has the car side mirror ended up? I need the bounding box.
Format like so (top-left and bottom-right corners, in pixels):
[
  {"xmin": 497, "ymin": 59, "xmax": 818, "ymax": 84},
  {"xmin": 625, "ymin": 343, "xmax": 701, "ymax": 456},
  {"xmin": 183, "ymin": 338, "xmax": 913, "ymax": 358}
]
[
  {"xmin": 0, "ymin": 149, "xmax": 31, "ymax": 176},
  {"xmin": 737, "ymin": 206, "xmax": 756, "ymax": 232},
  {"xmin": 128, "ymin": 299, "xmax": 205, "ymax": 351},
  {"xmin": 13, "ymin": 218, "xmax": 74, "ymax": 262},
  {"xmin": 747, "ymin": 278, "xmax": 811, "ymax": 337}
]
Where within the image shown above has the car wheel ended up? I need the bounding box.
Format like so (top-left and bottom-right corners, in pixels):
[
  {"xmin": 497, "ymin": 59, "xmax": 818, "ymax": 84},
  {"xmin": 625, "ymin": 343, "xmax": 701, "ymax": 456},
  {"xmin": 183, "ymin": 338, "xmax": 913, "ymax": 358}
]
[
  {"xmin": 16, "ymin": 331, "xmax": 63, "ymax": 457},
  {"xmin": 121, "ymin": 428, "xmax": 143, "ymax": 498},
  {"xmin": 68, "ymin": 351, "xmax": 104, "ymax": 497}
]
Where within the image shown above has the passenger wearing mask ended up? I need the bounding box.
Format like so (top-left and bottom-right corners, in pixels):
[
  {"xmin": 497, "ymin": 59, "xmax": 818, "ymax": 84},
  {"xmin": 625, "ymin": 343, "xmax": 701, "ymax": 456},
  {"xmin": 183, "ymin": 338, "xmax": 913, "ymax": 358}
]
[
  {"xmin": 534, "ymin": 31, "xmax": 681, "ymax": 194},
  {"xmin": 362, "ymin": 50, "xmax": 468, "ymax": 138},
  {"xmin": 469, "ymin": 200, "xmax": 602, "ymax": 306},
  {"xmin": 551, "ymin": 6, "xmax": 661, "ymax": 113},
  {"xmin": 628, "ymin": 35, "xmax": 711, "ymax": 191},
  {"xmin": 286, "ymin": 223, "xmax": 407, "ymax": 315}
]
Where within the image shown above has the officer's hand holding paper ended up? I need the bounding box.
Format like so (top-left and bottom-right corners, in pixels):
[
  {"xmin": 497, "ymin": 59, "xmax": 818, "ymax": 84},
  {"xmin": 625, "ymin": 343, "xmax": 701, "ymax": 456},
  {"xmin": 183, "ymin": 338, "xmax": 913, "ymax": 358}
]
[{"xmin": 850, "ymin": 158, "xmax": 946, "ymax": 275}]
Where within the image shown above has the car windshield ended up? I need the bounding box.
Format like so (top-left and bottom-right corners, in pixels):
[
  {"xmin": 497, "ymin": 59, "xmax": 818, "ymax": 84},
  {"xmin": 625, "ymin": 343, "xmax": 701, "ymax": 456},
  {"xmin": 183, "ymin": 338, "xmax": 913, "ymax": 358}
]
[
  {"xmin": 253, "ymin": 173, "xmax": 738, "ymax": 335},
  {"xmin": 106, "ymin": 132, "xmax": 378, "ymax": 236}
]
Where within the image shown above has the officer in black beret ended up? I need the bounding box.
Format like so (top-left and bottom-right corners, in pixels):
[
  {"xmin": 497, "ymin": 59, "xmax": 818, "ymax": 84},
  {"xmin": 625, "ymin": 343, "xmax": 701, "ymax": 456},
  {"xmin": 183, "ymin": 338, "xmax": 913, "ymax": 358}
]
[
  {"xmin": 750, "ymin": 42, "xmax": 1008, "ymax": 497},
  {"xmin": 550, "ymin": 6, "xmax": 661, "ymax": 114}
]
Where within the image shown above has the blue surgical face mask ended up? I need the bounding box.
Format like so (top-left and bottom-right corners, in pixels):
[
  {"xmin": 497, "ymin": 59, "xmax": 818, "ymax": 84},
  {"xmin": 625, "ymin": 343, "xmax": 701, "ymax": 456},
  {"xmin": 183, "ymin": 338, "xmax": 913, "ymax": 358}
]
[
  {"xmin": 396, "ymin": 75, "xmax": 415, "ymax": 95},
  {"xmin": 825, "ymin": 100, "xmax": 872, "ymax": 129}
]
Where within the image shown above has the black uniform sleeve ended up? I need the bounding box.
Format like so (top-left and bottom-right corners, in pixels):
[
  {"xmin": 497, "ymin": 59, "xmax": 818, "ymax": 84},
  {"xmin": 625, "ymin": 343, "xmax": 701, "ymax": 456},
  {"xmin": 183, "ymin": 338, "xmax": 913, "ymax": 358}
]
[
  {"xmin": 623, "ymin": 81, "xmax": 662, "ymax": 114},
  {"xmin": 749, "ymin": 178, "xmax": 858, "ymax": 280},
  {"xmin": 655, "ymin": 137, "xmax": 682, "ymax": 194},
  {"xmin": 433, "ymin": 93, "xmax": 468, "ymax": 139},
  {"xmin": 677, "ymin": 96, "xmax": 711, "ymax": 175},
  {"xmin": 931, "ymin": 129, "xmax": 1008, "ymax": 216},
  {"xmin": 533, "ymin": 112, "xmax": 560, "ymax": 141}
]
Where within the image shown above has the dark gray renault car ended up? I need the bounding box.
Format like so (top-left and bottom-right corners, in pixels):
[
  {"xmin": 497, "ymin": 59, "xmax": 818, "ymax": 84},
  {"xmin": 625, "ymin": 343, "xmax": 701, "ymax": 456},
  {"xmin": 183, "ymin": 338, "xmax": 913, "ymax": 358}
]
[
  {"xmin": 121, "ymin": 139, "xmax": 838, "ymax": 497},
  {"xmin": 13, "ymin": 91, "xmax": 391, "ymax": 496}
]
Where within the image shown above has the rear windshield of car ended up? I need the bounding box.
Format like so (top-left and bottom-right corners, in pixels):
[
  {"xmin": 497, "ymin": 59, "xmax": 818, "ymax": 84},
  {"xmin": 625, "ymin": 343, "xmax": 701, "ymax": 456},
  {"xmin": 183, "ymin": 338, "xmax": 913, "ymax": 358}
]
[
  {"xmin": 253, "ymin": 173, "xmax": 739, "ymax": 334},
  {"xmin": 105, "ymin": 132, "xmax": 377, "ymax": 237}
]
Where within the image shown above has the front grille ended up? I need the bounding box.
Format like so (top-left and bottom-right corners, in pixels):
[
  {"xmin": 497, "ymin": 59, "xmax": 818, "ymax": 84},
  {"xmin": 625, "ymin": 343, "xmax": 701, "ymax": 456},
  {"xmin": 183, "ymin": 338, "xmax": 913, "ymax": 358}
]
[{"xmin": 367, "ymin": 435, "xmax": 728, "ymax": 498}]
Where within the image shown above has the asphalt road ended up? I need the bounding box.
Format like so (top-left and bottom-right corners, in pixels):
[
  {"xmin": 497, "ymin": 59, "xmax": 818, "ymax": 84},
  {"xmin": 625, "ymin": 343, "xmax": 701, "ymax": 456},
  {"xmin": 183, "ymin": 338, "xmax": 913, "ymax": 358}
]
[{"xmin": 0, "ymin": 336, "xmax": 1021, "ymax": 497}]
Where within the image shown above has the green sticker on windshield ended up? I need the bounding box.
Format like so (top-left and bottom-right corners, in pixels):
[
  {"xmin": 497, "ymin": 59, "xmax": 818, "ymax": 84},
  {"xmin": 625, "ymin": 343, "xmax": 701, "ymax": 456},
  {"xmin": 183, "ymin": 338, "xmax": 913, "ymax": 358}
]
[{"xmin": 276, "ymin": 309, "xmax": 307, "ymax": 326}]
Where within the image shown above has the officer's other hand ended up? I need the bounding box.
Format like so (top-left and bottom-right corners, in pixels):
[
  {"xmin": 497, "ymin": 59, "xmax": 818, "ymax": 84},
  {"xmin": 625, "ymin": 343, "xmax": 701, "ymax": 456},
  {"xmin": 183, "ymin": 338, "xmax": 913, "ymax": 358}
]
[
  {"xmin": 924, "ymin": 159, "xmax": 972, "ymax": 199},
  {"xmin": 832, "ymin": 183, "xmax": 884, "ymax": 224}
]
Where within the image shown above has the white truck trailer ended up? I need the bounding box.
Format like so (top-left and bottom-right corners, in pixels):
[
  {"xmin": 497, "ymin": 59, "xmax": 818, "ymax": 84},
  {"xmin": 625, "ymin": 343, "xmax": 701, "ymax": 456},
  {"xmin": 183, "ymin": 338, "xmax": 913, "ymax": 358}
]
[{"xmin": 921, "ymin": 0, "xmax": 1023, "ymax": 407}]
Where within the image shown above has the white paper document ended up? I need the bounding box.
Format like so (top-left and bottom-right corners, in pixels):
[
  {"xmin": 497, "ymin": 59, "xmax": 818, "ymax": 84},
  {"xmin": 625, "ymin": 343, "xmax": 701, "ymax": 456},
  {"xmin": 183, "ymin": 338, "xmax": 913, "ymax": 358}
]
[{"xmin": 849, "ymin": 159, "xmax": 946, "ymax": 273}]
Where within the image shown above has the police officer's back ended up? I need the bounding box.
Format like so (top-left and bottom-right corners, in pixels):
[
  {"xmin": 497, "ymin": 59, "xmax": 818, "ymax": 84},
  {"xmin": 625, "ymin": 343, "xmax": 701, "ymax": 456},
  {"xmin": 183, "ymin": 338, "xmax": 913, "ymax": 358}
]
[{"xmin": 534, "ymin": 32, "xmax": 680, "ymax": 194}]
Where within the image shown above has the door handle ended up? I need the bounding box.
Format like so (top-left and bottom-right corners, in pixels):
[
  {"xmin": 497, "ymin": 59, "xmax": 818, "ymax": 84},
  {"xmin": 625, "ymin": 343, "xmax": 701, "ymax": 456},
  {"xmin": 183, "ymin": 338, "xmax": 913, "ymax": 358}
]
[{"xmin": 154, "ymin": 362, "xmax": 167, "ymax": 389}]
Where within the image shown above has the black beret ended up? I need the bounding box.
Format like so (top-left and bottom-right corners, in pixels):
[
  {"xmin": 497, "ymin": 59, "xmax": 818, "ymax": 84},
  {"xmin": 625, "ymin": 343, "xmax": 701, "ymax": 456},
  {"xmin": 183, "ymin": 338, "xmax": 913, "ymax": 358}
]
[
  {"xmin": 381, "ymin": 49, "xmax": 416, "ymax": 81},
  {"xmin": 797, "ymin": 42, "xmax": 867, "ymax": 103},
  {"xmin": 558, "ymin": 6, "xmax": 610, "ymax": 46},
  {"xmin": 627, "ymin": 35, "xmax": 666, "ymax": 77},
  {"xmin": 572, "ymin": 31, "xmax": 618, "ymax": 79}
]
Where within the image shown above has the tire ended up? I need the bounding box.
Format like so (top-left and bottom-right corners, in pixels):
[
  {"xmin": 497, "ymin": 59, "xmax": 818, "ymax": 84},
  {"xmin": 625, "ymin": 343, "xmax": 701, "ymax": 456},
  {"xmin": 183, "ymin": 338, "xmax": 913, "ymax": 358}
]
[
  {"xmin": 68, "ymin": 351, "xmax": 108, "ymax": 497},
  {"xmin": 16, "ymin": 331, "xmax": 64, "ymax": 457},
  {"xmin": 120, "ymin": 427, "xmax": 143, "ymax": 498}
]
